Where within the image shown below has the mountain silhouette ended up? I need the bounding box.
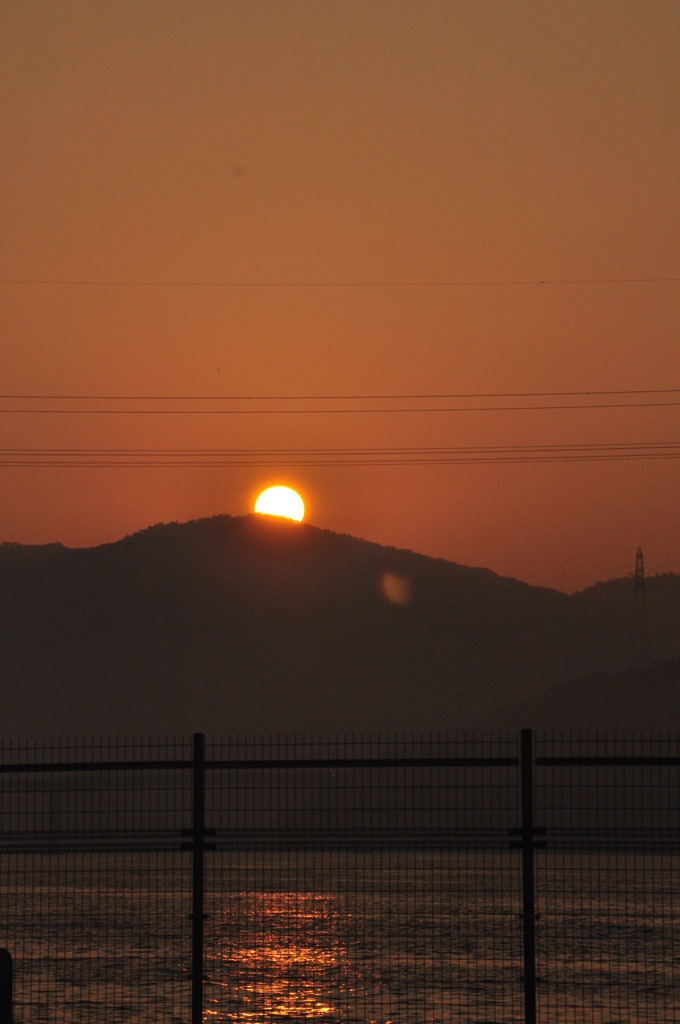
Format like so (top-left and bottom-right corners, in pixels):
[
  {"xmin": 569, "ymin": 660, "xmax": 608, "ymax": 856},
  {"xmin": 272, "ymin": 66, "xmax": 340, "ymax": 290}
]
[
  {"xmin": 2, "ymin": 514, "xmax": 679, "ymax": 737},
  {"xmin": 484, "ymin": 658, "xmax": 680, "ymax": 731}
]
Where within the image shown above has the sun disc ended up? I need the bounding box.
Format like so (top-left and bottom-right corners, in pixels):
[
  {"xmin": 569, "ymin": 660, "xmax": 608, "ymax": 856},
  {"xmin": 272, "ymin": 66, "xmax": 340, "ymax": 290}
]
[{"xmin": 254, "ymin": 485, "xmax": 305, "ymax": 522}]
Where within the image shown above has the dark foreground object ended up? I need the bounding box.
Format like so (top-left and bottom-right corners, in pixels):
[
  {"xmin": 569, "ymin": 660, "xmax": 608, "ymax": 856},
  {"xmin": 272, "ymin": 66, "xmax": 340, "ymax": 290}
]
[{"xmin": 0, "ymin": 949, "xmax": 12, "ymax": 1024}]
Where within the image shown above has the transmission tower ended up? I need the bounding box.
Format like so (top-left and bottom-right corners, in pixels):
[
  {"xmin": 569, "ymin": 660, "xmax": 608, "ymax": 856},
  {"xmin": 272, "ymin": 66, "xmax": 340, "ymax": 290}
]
[{"xmin": 630, "ymin": 546, "xmax": 652, "ymax": 668}]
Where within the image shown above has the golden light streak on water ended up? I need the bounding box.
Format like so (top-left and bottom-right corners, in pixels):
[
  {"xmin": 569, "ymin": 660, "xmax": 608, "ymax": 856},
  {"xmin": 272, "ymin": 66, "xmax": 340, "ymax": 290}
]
[{"xmin": 211, "ymin": 891, "xmax": 349, "ymax": 1021}]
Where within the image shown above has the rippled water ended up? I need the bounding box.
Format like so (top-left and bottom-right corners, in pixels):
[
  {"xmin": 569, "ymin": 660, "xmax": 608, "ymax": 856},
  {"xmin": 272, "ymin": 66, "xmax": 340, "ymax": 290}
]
[
  {"xmin": 3, "ymin": 850, "xmax": 679, "ymax": 1023},
  {"xmin": 204, "ymin": 852, "xmax": 523, "ymax": 1023}
]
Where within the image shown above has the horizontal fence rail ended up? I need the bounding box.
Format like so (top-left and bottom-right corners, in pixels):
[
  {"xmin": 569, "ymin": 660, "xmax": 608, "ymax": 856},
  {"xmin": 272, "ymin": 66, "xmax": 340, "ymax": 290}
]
[{"xmin": 1, "ymin": 730, "xmax": 679, "ymax": 1023}]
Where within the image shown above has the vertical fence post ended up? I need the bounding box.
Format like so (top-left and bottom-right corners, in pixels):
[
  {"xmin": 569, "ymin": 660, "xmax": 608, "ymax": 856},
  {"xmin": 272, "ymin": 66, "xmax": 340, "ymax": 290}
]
[
  {"xmin": 520, "ymin": 728, "xmax": 537, "ymax": 1024},
  {"xmin": 0, "ymin": 949, "xmax": 12, "ymax": 1024},
  {"xmin": 191, "ymin": 732, "xmax": 206, "ymax": 1024}
]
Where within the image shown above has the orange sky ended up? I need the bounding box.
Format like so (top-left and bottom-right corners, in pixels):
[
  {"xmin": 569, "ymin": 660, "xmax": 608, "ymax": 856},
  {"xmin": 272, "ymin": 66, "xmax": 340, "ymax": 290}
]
[{"xmin": 1, "ymin": 1, "xmax": 679, "ymax": 591}]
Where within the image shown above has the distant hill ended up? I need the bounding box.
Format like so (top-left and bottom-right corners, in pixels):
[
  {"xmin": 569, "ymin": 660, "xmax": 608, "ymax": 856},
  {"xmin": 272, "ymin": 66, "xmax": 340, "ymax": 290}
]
[
  {"xmin": 1, "ymin": 514, "xmax": 679, "ymax": 737},
  {"xmin": 568, "ymin": 571, "xmax": 680, "ymax": 664},
  {"xmin": 485, "ymin": 659, "xmax": 680, "ymax": 731}
]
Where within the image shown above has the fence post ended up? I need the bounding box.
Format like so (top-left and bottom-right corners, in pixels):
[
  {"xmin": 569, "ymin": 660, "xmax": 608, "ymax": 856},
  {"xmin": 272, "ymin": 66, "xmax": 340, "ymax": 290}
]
[
  {"xmin": 0, "ymin": 949, "xmax": 12, "ymax": 1024},
  {"xmin": 191, "ymin": 732, "xmax": 206, "ymax": 1024},
  {"xmin": 520, "ymin": 728, "xmax": 537, "ymax": 1024}
]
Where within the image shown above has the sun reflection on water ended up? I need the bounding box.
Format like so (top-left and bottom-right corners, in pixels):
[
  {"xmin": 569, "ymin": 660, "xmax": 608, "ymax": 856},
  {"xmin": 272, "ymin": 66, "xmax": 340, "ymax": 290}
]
[{"xmin": 206, "ymin": 891, "xmax": 351, "ymax": 1022}]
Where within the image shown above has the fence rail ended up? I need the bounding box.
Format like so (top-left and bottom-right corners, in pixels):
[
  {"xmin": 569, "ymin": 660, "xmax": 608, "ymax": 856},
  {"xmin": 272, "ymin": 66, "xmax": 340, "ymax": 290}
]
[{"xmin": 1, "ymin": 729, "xmax": 679, "ymax": 1023}]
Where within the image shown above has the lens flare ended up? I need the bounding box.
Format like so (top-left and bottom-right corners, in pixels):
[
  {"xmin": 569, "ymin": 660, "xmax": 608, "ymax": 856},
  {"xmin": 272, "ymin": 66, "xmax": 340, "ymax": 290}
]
[{"xmin": 379, "ymin": 571, "xmax": 412, "ymax": 606}]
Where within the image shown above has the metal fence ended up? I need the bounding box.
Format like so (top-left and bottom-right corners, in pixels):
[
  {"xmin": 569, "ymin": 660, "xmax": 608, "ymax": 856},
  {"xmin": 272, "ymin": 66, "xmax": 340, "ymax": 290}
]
[{"xmin": 1, "ymin": 730, "xmax": 679, "ymax": 1023}]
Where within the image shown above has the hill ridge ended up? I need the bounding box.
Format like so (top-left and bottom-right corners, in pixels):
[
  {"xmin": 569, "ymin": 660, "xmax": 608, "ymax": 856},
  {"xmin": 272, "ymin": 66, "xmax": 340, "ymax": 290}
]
[{"xmin": 1, "ymin": 514, "xmax": 679, "ymax": 737}]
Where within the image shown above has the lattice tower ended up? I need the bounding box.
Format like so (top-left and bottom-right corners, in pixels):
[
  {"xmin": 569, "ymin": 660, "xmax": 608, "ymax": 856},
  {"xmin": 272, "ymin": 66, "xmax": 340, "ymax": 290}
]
[{"xmin": 630, "ymin": 546, "xmax": 652, "ymax": 668}]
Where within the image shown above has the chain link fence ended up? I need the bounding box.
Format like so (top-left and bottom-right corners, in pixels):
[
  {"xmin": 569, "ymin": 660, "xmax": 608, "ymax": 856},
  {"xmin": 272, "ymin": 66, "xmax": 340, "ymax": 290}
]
[{"xmin": 1, "ymin": 731, "xmax": 678, "ymax": 1023}]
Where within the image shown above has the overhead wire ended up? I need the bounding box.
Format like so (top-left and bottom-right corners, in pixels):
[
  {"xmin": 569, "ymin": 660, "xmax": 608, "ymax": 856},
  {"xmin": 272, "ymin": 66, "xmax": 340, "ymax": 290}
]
[
  {"xmin": 1, "ymin": 400, "xmax": 679, "ymax": 415},
  {"xmin": 1, "ymin": 276, "xmax": 679, "ymax": 287},
  {"xmin": 2, "ymin": 441, "xmax": 679, "ymax": 467},
  {"xmin": 3, "ymin": 460, "xmax": 678, "ymax": 467},
  {"xmin": 0, "ymin": 388, "xmax": 678, "ymax": 401},
  {"xmin": 3, "ymin": 441, "xmax": 680, "ymax": 454},
  {"xmin": 1, "ymin": 390, "xmax": 677, "ymax": 465}
]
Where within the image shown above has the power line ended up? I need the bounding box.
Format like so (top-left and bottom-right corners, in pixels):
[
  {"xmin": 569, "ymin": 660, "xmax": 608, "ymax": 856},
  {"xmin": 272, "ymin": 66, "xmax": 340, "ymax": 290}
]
[
  {"xmin": 3, "ymin": 441, "xmax": 679, "ymax": 454},
  {"xmin": 2, "ymin": 441, "xmax": 679, "ymax": 466},
  {"xmin": 0, "ymin": 388, "xmax": 678, "ymax": 401},
  {"xmin": 1, "ymin": 277, "xmax": 679, "ymax": 287},
  {"xmin": 2, "ymin": 460, "xmax": 675, "ymax": 468},
  {"xmin": 1, "ymin": 401, "xmax": 679, "ymax": 414}
]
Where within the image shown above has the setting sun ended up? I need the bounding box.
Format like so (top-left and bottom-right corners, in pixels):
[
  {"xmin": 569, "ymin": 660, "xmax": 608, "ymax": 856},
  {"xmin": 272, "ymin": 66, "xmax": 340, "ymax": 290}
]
[{"xmin": 254, "ymin": 486, "xmax": 305, "ymax": 522}]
